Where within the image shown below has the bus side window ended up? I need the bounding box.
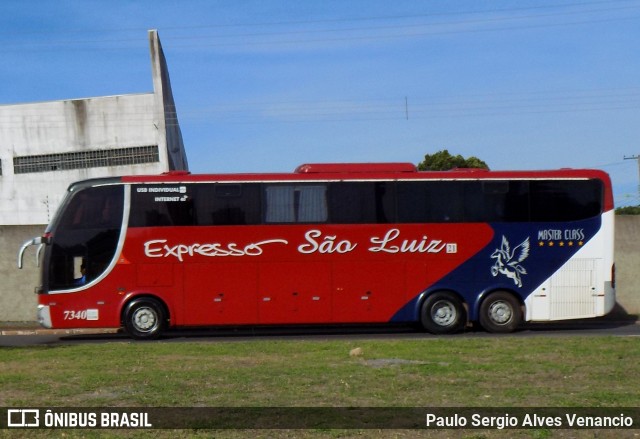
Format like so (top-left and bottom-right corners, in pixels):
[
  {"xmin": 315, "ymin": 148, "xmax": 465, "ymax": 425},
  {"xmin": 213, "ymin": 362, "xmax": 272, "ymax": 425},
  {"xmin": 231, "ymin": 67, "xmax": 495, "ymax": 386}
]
[
  {"xmin": 328, "ymin": 182, "xmax": 395, "ymax": 224},
  {"xmin": 211, "ymin": 184, "xmax": 246, "ymax": 225},
  {"xmin": 193, "ymin": 183, "xmax": 261, "ymax": 226},
  {"xmin": 397, "ymin": 181, "xmax": 463, "ymax": 223},
  {"xmin": 464, "ymin": 181, "xmax": 529, "ymax": 222},
  {"xmin": 530, "ymin": 180, "xmax": 603, "ymax": 221},
  {"xmin": 264, "ymin": 185, "xmax": 328, "ymax": 223},
  {"xmin": 129, "ymin": 185, "xmax": 195, "ymax": 227}
]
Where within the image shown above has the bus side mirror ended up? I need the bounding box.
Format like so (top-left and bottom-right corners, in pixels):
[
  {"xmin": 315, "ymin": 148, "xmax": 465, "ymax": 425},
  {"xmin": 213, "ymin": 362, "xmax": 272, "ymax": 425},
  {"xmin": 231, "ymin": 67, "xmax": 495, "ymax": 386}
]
[{"xmin": 17, "ymin": 236, "xmax": 45, "ymax": 269}]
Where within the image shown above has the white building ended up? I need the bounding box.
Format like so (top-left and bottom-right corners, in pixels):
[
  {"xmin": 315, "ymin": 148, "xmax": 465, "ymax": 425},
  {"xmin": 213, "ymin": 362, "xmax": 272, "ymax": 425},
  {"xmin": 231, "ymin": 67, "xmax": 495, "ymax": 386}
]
[{"xmin": 0, "ymin": 30, "xmax": 188, "ymax": 321}]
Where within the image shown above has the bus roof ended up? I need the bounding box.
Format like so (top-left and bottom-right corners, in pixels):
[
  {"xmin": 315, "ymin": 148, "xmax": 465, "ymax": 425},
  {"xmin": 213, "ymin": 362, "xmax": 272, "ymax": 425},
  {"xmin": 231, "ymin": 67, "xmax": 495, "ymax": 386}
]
[
  {"xmin": 295, "ymin": 162, "xmax": 418, "ymax": 174},
  {"xmin": 118, "ymin": 163, "xmax": 611, "ymax": 184}
]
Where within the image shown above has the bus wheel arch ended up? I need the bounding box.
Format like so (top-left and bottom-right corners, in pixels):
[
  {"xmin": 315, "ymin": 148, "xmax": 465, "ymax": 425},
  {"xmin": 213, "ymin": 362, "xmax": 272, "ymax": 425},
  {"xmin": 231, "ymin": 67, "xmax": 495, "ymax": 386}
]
[
  {"xmin": 419, "ymin": 290, "xmax": 467, "ymax": 334},
  {"xmin": 478, "ymin": 290, "xmax": 523, "ymax": 333},
  {"xmin": 121, "ymin": 295, "xmax": 170, "ymax": 340}
]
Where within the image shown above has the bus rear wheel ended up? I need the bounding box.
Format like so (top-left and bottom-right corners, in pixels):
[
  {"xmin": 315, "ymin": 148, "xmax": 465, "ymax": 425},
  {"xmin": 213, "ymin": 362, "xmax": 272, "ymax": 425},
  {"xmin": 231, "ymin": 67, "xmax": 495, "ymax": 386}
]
[
  {"xmin": 420, "ymin": 292, "xmax": 465, "ymax": 334},
  {"xmin": 123, "ymin": 298, "xmax": 167, "ymax": 340},
  {"xmin": 479, "ymin": 291, "xmax": 521, "ymax": 333}
]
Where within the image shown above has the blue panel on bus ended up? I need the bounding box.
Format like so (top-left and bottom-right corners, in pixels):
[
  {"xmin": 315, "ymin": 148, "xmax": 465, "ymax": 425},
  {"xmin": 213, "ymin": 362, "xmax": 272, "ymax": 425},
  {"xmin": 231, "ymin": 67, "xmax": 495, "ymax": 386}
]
[{"xmin": 391, "ymin": 216, "xmax": 602, "ymax": 322}]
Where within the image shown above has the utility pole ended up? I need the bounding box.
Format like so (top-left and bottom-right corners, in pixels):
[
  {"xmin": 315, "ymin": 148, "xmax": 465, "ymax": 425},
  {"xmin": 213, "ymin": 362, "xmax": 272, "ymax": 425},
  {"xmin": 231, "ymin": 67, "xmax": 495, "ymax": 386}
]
[
  {"xmin": 405, "ymin": 96, "xmax": 409, "ymax": 120},
  {"xmin": 624, "ymin": 155, "xmax": 640, "ymax": 203}
]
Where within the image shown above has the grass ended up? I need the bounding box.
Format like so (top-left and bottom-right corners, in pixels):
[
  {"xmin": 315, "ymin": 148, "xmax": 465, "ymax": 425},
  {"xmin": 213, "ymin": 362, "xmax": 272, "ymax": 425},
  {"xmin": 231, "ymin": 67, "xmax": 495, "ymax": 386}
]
[{"xmin": 0, "ymin": 335, "xmax": 639, "ymax": 438}]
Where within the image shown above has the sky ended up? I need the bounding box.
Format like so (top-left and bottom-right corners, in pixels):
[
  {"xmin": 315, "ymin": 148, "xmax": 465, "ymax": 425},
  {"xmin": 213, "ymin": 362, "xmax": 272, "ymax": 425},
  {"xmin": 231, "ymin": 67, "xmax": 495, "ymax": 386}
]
[{"xmin": 1, "ymin": 0, "xmax": 639, "ymax": 206}]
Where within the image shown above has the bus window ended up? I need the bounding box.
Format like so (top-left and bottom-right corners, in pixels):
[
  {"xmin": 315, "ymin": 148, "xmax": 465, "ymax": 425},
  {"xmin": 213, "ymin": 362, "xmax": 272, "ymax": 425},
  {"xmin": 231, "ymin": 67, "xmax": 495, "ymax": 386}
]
[
  {"xmin": 530, "ymin": 180, "xmax": 602, "ymax": 221},
  {"xmin": 264, "ymin": 185, "xmax": 328, "ymax": 223},
  {"xmin": 464, "ymin": 181, "xmax": 529, "ymax": 222},
  {"xmin": 129, "ymin": 185, "xmax": 195, "ymax": 227},
  {"xmin": 328, "ymin": 182, "xmax": 395, "ymax": 224},
  {"xmin": 397, "ymin": 181, "xmax": 464, "ymax": 223},
  {"xmin": 47, "ymin": 185, "xmax": 124, "ymax": 290},
  {"xmin": 193, "ymin": 183, "xmax": 261, "ymax": 226}
]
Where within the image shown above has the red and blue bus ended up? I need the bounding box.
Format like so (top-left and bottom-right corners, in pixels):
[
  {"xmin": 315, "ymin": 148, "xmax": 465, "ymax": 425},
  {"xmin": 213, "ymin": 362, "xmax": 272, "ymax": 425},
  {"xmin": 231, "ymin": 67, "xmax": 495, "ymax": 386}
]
[{"xmin": 18, "ymin": 163, "xmax": 615, "ymax": 339}]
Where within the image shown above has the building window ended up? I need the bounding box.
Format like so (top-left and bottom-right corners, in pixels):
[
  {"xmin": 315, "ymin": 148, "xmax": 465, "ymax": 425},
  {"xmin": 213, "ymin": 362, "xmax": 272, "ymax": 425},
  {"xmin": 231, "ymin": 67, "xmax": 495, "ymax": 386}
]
[{"xmin": 13, "ymin": 145, "xmax": 159, "ymax": 174}]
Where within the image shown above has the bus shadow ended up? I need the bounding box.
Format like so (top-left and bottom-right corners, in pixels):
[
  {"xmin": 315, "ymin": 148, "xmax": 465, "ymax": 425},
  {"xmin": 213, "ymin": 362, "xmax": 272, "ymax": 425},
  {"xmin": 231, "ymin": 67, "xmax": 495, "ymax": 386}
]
[
  {"xmin": 159, "ymin": 324, "xmax": 426, "ymax": 341},
  {"xmin": 521, "ymin": 315, "xmax": 638, "ymax": 332},
  {"xmin": 57, "ymin": 315, "xmax": 639, "ymax": 343},
  {"xmin": 59, "ymin": 324, "xmax": 434, "ymax": 342}
]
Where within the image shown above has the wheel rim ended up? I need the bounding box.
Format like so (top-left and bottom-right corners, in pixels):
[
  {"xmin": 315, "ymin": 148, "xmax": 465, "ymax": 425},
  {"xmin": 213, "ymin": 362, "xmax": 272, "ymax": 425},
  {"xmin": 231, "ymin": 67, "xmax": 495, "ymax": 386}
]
[
  {"xmin": 431, "ymin": 299, "xmax": 457, "ymax": 327},
  {"xmin": 488, "ymin": 300, "xmax": 513, "ymax": 325},
  {"xmin": 132, "ymin": 307, "xmax": 158, "ymax": 333}
]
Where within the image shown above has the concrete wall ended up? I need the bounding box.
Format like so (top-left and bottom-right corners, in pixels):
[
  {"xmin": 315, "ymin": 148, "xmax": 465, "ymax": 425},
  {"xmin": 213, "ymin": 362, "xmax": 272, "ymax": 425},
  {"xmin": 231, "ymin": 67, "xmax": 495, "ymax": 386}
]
[
  {"xmin": 1, "ymin": 216, "xmax": 638, "ymax": 323},
  {"xmin": 1, "ymin": 225, "xmax": 44, "ymax": 321},
  {"xmin": 613, "ymin": 215, "xmax": 640, "ymax": 316}
]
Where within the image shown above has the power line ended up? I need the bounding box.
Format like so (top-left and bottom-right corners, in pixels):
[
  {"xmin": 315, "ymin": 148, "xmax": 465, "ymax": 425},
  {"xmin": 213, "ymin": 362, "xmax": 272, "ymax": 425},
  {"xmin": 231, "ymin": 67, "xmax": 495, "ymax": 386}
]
[
  {"xmin": 2, "ymin": 86, "xmax": 639, "ymax": 126},
  {"xmin": 0, "ymin": 0, "xmax": 636, "ymax": 37},
  {"xmin": 0, "ymin": 0, "xmax": 639, "ymax": 51},
  {"xmin": 159, "ymin": 2, "xmax": 640, "ymax": 41}
]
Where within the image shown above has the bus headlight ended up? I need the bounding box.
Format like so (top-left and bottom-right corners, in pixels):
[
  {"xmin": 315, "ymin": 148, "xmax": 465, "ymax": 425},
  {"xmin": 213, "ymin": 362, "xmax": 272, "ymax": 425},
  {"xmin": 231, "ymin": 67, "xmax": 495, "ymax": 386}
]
[{"xmin": 37, "ymin": 305, "xmax": 52, "ymax": 328}]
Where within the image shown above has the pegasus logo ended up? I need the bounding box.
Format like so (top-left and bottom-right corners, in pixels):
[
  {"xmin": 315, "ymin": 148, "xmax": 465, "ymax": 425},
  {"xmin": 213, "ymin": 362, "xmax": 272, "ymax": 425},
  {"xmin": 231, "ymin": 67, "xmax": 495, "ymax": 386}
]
[{"xmin": 490, "ymin": 236, "xmax": 530, "ymax": 287}]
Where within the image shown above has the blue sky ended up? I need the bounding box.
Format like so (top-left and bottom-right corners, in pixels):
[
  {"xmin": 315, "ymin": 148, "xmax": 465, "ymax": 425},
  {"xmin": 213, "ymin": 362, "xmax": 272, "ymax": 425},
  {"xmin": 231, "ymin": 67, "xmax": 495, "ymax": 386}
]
[{"xmin": 1, "ymin": 0, "xmax": 639, "ymax": 206}]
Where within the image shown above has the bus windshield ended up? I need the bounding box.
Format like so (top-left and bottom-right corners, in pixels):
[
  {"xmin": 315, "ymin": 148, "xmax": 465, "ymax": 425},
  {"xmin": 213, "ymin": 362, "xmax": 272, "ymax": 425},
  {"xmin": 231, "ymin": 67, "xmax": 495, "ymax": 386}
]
[{"xmin": 44, "ymin": 185, "xmax": 124, "ymax": 291}]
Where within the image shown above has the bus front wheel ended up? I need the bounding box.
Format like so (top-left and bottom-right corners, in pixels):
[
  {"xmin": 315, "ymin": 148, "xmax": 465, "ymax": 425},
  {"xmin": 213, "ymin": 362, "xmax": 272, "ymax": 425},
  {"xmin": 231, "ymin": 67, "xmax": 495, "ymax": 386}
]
[
  {"xmin": 420, "ymin": 292, "xmax": 466, "ymax": 334},
  {"xmin": 479, "ymin": 291, "xmax": 521, "ymax": 333},
  {"xmin": 123, "ymin": 298, "xmax": 167, "ymax": 340}
]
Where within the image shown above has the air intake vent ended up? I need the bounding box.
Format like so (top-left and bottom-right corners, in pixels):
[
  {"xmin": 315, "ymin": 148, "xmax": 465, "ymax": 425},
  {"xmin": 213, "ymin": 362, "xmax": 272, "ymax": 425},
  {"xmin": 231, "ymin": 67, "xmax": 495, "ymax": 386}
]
[{"xmin": 13, "ymin": 145, "xmax": 159, "ymax": 174}]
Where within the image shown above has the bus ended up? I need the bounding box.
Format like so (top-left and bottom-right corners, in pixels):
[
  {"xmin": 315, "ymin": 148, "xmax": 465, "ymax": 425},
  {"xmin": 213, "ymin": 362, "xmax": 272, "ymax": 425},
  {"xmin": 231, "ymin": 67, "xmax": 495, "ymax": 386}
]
[{"xmin": 18, "ymin": 163, "xmax": 615, "ymax": 339}]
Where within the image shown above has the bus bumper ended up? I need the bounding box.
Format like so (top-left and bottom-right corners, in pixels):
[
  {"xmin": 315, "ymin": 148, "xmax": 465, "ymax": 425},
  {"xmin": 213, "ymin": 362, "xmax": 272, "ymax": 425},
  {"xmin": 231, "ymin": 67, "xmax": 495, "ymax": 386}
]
[
  {"xmin": 37, "ymin": 305, "xmax": 52, "ymax": 329},
  {"xmin": 604, "ymin": 281, "xmax": 616, "ymax": 316}
]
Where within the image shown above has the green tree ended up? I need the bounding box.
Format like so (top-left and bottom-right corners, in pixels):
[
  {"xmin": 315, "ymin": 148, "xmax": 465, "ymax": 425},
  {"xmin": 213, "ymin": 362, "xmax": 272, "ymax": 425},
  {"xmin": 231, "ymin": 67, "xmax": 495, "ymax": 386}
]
[
  {"xmin": 615, "ymin": 205, "xmax": 640, "ymax": 215},
  {"xmin": 418, "ymin": 149, "xmax": 489, "ymax": 171}
]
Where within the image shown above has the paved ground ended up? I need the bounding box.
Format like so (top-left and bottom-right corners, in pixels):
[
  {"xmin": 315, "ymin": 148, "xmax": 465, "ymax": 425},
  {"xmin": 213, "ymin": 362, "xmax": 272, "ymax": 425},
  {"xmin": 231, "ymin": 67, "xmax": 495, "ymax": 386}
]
[
  {"xmin": 0, "ymin": 325, "xmax": 119, "ymax": 336},
  {"xmin": 1, "ymin": 318, "xmax": 638, "ymax": 343}
]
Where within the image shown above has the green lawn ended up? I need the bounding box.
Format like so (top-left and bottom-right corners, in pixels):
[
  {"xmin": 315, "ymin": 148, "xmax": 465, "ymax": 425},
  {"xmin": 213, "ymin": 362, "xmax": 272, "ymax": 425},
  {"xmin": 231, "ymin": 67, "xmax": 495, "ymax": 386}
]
[{"xmin": 1, "ymin": 335, "xmax": 638, "ymax": 438}]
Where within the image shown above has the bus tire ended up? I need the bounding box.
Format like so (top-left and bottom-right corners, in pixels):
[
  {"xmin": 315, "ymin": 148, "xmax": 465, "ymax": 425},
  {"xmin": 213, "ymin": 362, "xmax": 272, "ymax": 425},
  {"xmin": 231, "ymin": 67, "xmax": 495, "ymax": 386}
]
[
  {"xmin": 479, "ymin": 291, "xmax": 521, "ymax": 333},
  {"xmin": 123, "ymin": 297, "xmax": 166, "ymax": 340},
  {"xmin": 420, "ymin": 292, "xmax": 465, "ymax": 334}
]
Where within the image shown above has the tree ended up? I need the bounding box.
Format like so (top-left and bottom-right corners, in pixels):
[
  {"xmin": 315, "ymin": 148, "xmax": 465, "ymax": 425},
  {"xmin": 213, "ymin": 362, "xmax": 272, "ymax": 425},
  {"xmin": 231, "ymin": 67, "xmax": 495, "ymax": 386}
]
[
  {"xmin": 418, "ymin": 149, "xmax": 489, "ymax": 171},
  {"xmin": 615, "ymin": 205, "xmax": 640, "ymax": 215}
]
